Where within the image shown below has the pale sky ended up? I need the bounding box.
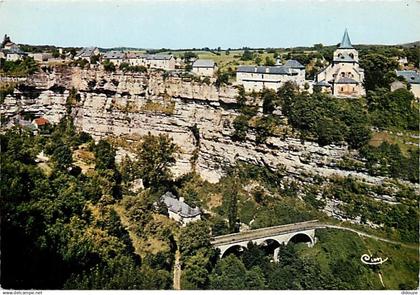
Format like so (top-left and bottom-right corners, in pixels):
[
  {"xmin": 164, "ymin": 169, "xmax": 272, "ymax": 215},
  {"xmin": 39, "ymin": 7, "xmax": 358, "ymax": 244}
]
[{"xmin": 0, "ymin": 0, "xmax": 419, "ymax": 49}]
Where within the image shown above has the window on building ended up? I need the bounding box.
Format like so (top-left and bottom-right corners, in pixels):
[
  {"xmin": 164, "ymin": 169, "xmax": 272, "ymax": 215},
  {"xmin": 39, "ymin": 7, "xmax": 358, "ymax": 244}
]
[
  {"xmin": 341, "ymin": 72, "xmax": 345, "ymax": 77},
  {"xmin": 349, "ymin": 53, "xmax": 354, "ymax": 59},
  {"xmin": 341, "ymin": 87, "xmax": 344, "ymax": 92}
]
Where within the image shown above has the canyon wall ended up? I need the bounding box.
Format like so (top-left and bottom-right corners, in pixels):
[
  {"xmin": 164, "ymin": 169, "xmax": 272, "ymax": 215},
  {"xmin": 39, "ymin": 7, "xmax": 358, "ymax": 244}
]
[{"xmin": 1, "ymin": 67, "xmax": 413, "ymax": 198}]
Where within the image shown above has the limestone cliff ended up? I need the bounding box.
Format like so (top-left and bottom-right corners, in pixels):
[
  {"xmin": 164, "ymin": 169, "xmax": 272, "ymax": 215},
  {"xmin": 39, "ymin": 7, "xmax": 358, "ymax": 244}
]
[{"xmin": 1, "ymin": 67, "xmax": 416, "ymax": 205}]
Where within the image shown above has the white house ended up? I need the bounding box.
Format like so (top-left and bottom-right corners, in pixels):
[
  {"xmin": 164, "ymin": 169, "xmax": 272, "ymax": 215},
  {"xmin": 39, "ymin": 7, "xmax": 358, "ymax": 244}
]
[
  {"xmin": 160, "ymin": 192, "xmax": 201, "ymax": 226},
  {"xmin": 396, "ymin": 70, "xmax": 420, "ymax": 98},
  {"xmin": 316, "ymin": 29, "xmax": 365, "ymax": 97},
  {"xmin": 103, "ymin": 50, "xmax": 125, "ymax": 66},
  {"xmin": 192, "ymin": 59, "xmax": 216, "ymax": 76},
  {"xmin": 236, "ymin": 59, "xmax": 306, "ymax": 92}
]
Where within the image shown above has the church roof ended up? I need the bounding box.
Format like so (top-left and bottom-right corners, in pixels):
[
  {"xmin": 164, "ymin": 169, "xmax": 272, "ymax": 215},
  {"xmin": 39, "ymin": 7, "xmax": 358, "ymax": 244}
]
[
  {"xmin": 336, "ymin": 77, "xmax": 359, "ymax": 84},
  {"xmin": 338, "ymin": 29, "xmax": 354, "ymax": 49},
  {"xmin": 333, "ymin": 53, "xmax": 356, "ymax": 63},
  {"xmin": 315, "ymin": 80, "xmax": 331, "ymax": 87}
]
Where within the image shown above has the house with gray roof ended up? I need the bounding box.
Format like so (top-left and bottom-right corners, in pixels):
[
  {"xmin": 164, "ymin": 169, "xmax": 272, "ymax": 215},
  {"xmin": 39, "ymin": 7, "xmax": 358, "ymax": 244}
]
[
  {"xmin": 192, "ymin": 59, "xmax": 217, "ymax": 76},
  {"xmin": 396, "ymin": 70, "xmax": 420, "ymax": 98},
  {"xmin": 75, "ymin": 47, "xmax": 99, "ymax": 61},
  {"xmin": 146, "ymin": 54, "xmax": 175, "ymax": 70},
  {"xmin": 103, "ymin": 50, "xmax": 126, "ymax": 66},
  {"xmin": 126, "ymin": 52, "xmax": 148, "ymax": 66},
  {"xmin": 236, "ymin": 60, "xmax": 306, "ymax": 92},
  {"xmin": 160, "ymin": 192, "xmax": 201, "ymax": 226}
]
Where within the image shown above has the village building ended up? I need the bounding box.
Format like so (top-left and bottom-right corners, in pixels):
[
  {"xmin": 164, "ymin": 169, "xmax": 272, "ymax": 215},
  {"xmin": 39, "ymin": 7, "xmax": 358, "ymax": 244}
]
[
  {"xmin": 103, "ymin": 50, "xmax": 125, "ymax": 66},
  {"xmin": 75, "ymin": 47, "xmax": 99, "ymax": 61},
  {"xmin": 1, "ymin": 35, "xmax": 26, "ymax": 61},
  {"xmin": 192, "ymin": 59, "xmax": 217, "ymax": 76},
  {"xmin": 126, "ymin": 52, "xmax": 147, "ymax": 66},
  {"xmin": 28, "ymin": 53, "xmax": 53, "ymax": 63},
  {"xmin": 2, "ymin": 46, "xmax": 27, "ymax": 61},
  {"xmin": 395, "ymin": 70, "xmax": 420, "ymax": 98},
  {"xmin": 32, "ymin": 117, "xmax": 50, "ymax": 129},
  {"xmin": 236, "ymin": 59, "xmax": 306, "ymax": 92},
  {"xmin": 316, "ymin": 29, "xmax": 365, "ymax": 97},
  {"xmin": 160, "ymin": 192, "xmax": 201, "ymax": 226},
  {"xmin": 146, "ymin": 55, "xmax": 176, "ymax": 70}
]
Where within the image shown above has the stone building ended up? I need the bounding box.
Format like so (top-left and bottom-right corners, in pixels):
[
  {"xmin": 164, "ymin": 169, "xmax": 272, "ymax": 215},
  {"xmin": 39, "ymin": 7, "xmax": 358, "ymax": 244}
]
[
  {"xmin": 316, "ymin": 29, "xmax": 365, "ymax": 97},
  {"xmin": 146, "ymin": 55, "xmax": 176, "ymax": 70},
  {"xmin": 236, "ymin": 59, "xmax": 306, "ymax": 92},
  {"xmin": 160, "ymin": 192, "xmax": 201, "ymax": 226},
  {"xmin": 192, "ymin": 59, "xmax": 216, "ymax": 76},
  {"xmin": 126, "ymin": 52, "xmax": 147, "ymax": 66}
]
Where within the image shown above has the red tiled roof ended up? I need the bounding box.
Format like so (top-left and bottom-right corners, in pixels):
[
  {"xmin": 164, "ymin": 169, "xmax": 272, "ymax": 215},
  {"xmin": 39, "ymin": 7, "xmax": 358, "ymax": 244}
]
[{"xmin": 34, "ymin": 117, "xmax": 49, "ymax": 126}]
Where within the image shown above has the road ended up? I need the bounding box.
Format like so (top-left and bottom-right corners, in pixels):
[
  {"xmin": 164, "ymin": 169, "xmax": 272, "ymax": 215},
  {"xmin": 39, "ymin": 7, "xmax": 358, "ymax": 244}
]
[{"xmin": 173, "ymin": 249, "xmax": 181, "ymax": 290}]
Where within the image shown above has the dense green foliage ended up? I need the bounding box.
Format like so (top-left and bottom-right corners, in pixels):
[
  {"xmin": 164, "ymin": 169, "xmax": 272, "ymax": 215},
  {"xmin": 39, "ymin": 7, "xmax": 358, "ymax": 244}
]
[
  {"xmin": 136, "ymin": 132, "xmax": 178, "ymax": 189},
  {"xmin": 0, "ymin": 122, "xmax": 172, "ymax": 289},
  {"xmin": 0, "ymin": 57, "xmax": 39, "ymax": 76},
  {"xmin": 367, "ymin": 88, "xmax": 419, "ymax": 130},
  {"xmin": 359, "ymin": 53, "xmax": 399, "ymax": 91}
]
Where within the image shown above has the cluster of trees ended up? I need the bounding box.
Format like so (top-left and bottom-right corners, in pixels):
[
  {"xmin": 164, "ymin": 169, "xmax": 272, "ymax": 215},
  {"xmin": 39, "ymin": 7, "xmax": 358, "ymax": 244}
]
[
  {"xmin": 360, "ymin": 142, "xmax": 419, "ymax": 183},
  {"xmin": 119, "ymin": 62, "xmax": 147, "ymax": 73},
  {"xmin": 233, "ymin": 83, "xmax": 372, "ymax": 149},
  {"xmin": 0, "ymin": 118, "xmax": 178, "ymax": 289},
  {"xmin": 0, "ymin": 57, "xmax": 39, "ymax": 76},
  {"xmin": 325, "ymin": 177, "xmax": 418, "ymax": 243},
  {"xmin": 366, "ymin": 88, "xmax": 418, "ymax": 131}
]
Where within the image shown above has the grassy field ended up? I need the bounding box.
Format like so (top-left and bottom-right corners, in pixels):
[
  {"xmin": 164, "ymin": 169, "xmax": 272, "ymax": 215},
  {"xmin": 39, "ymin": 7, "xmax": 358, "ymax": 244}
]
[
  {"xmin": 298, "ymin": 228, "xmax": 419, "ymax": 289},
  {"xmin": 369, "ymin": 130, "xmax": 419, "ymax": 156}
]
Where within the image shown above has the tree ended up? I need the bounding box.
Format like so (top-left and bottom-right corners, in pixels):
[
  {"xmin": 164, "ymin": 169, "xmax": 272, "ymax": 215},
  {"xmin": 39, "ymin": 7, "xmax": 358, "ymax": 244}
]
[
  {"xmin": 93, "ymin": 140, "xmax": 116, "ymax": 171},
  {"xmin": 241, "ymin": 49, "xmax": 254, "ymax": 61},
  {"xmin": 232, "ymin": 115, "xmax": 249, "ymax": 141},
  {"xmin": 183, "ymin": 51, "xmax": 198, "ymax": 61},
  {"xmin": 261, "ymin": 89, "xmax": 278, "ymax": 114},
  {"xmin": 179, "ymin": 220, "xmax": 212, "ymax": 257},
  {"xmin": 209, "ymin": 255, "xmax": 247, "ymax": 289},
  {"xmin": 264, "ymin": 56, "xmax": 275, "ymax": 66},
  {"xmin": 215, "ymin": 71, "xmax": 229, "ymax": 88},
  {"xmin": 103, "ymin": 60, "xmax": 116, "ymax": 72},
  {"xmin": 359, "ymin": 53, "xmax": 398, "ymax": 91},
  {"xmin": 136, "ymin": 133, "xmax": 177, "ymax": 188},
  {"xmin": 90, "ymin": 55, "xmax": 100, "ymax": 64},
  {"xmin": 52, "ymin": 144, "xmax": 73, "ymax": 169}
]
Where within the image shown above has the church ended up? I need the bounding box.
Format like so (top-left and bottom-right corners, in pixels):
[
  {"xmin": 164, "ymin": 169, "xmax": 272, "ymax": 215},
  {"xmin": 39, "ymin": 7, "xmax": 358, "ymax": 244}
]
[{"xmin": 316, "ymin": 29, "xmax": 366, "ymax": 97}]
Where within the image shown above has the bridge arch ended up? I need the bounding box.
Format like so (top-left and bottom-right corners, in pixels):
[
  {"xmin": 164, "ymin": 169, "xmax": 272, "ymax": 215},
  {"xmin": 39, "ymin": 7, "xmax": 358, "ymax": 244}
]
[
  {"xmin": 286, "ymin": 232, "xmax": 314, "ymax": 246},
  {"xmin": 221, "ymin": 244, "xmax": 247, "ymax": 258}
]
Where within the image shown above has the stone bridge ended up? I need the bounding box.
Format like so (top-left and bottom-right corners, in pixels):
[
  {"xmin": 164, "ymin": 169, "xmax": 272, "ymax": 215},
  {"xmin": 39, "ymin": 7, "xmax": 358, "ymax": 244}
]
[{"xmin": 211, "ymin": 220, "xmax": 326, "ymax": 261}]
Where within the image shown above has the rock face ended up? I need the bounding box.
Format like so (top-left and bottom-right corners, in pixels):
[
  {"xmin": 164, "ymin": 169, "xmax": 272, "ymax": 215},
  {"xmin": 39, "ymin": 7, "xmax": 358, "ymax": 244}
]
[{"xmin": 0, "ymin": 68, "xmax": 412, "ymax": 191}]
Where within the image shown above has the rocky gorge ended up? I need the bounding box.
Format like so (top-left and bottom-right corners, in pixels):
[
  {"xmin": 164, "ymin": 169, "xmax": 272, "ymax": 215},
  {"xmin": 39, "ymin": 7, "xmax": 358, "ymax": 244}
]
[{"xmin": 1, "ymin": 67, "xmax": 418, "ymax": 222}]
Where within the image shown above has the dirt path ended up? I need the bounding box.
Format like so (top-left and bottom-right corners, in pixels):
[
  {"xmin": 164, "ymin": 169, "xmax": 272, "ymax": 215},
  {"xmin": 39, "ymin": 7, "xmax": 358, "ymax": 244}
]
[{"xmin": 173, "ymin": 249, "xmax": 181, "ymax": 290}]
